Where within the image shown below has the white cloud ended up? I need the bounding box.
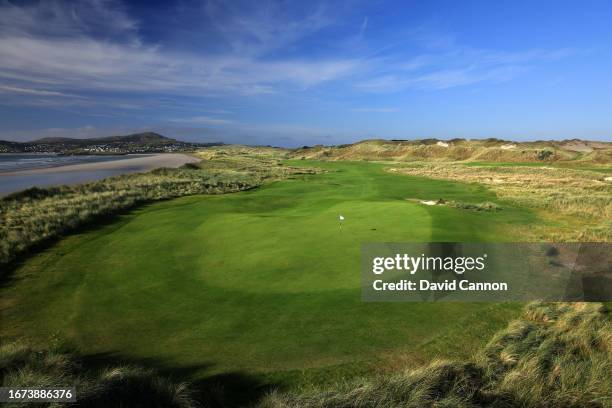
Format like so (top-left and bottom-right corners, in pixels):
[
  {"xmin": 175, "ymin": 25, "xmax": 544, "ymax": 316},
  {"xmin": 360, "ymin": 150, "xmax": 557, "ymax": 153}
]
[
  {"xmin": 355, "ymin": 47, "xmax": 571, "ymax": 92},
  {"xmin": 0, "ymin": 0, "xmax": 577, "ymax": 106},
  {"xmin": 169, "ymin": 116, "xmax": 232, "ymax": 125},
  {"xmin": 0, "ymin": 35, "xmax": 361, "ymax": 94},
  {"xmin": 0, "ymin": 0, "xmax": 360, "ymax": 102},
  {"xmin": 0, "ymin": 0, "xmax": 138, "ymax": 39},
  {"xmin": 203, "ymin": 0, "xmax": 333, "ymax": 56},
  {"xmin": 0, "ymin": 84, "xmax": 73, "ymax": 97}
]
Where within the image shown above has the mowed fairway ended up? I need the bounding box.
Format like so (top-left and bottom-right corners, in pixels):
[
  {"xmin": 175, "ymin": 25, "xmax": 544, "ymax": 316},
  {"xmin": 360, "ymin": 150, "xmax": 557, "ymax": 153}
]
[{"xmin": 1, "ymin": 161, "xmax": 536, "ymax": 386}]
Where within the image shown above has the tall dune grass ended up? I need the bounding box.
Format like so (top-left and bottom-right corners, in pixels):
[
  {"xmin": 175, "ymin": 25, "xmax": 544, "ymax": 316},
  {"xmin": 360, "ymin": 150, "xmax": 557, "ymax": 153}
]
[
  {"xmin": 0, "ymin": 343, "xmax": 197, "ymax": 407},
  {"xmin": 3, "ymin": 302, "xmax": 608, "ymax": 407},
  {"xmin": 2, "ymin": 302, "xmax": 608, "ymax": 407},
  {"xmin": 259, "ymin": 302, "xmax": 611, "ymax": 408},
  {"xmin": 391, "ymin": 164, "xmax": 612, "ymax": 241}
]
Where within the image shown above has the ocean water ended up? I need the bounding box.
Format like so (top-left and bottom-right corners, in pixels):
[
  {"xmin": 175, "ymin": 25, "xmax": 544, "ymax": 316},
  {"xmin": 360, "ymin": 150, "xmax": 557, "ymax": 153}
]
[
  {"xmin": 0, "ymin": 154, "xmax": 147, "ymax": 196},
  {"xmin": 0, "ymin": 153, "xmax": 134, "ymax": 173}
]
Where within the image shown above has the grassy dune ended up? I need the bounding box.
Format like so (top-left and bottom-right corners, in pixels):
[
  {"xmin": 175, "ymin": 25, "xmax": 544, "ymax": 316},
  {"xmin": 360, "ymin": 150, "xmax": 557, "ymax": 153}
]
[
  {"xmin": 261, "ymin": 302, "xmax": 611, "ymax": 408},
  {"xmin": 391, "ymin": 163, "xmax": 611, "ymax": 241},
  {"xmin": 1, "ymin": 161, "xmax": 538, "ymax": 390},
  {"xmin": 289, "ymin": 139, "xmax": 612, "ymax": 165}
]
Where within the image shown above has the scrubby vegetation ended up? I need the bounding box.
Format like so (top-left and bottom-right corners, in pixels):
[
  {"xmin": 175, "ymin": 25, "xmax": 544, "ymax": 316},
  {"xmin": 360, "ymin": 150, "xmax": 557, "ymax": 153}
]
[
  {"xmin": 392, "ymin": 164, "xmax": 612, "ymax": 241},
  {"xmin": 4, "ymin": 302, "xmax": 606, "ymax": 407},
  {"xmin": 259, "ymin": 302, "xmax": 611, "ymax": 408},
  {"xmin": 0, "ymin": 342, "xmax": 197, "ymax": 407},
  {"xmin": 408, "ymin": 197, "xmax": 502, "ymax": 211},
  {"xmin": 288, "ymin": 138, "xmax": 612, "ymax": 164},
  {"xmin": 0, "ymin": 151, "xmax": 321, "ymax": 268},
  {"xmin": 447, "ymin": 200, "xmax": 501, "ymax": 211}
]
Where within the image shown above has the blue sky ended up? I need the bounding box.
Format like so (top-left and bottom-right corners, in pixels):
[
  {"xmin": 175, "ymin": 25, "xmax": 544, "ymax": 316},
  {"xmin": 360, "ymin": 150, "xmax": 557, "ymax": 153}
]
[{"xmin": 0, "ymin": 0, "xmax": 610, "ymax": 146}]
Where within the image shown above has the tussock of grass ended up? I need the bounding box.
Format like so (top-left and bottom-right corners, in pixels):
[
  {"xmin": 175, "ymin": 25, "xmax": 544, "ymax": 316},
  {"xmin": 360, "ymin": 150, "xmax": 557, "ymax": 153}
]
[
  {"xmin": 0, "ymin": 343, "xmax": 198, "ymax": 408},
  {"xmin": 259, "ymin": 302, "xmax": 611, "ymax": 408},
  {"xmin": 85, "ymin": 366, "xmax": 195, "ymax": 408},
  {"xmin": 409, "ymin": 197, "xmax": 502, "ymax": 211},
  {"xmin": 480, "ymin": 302, "xmax": 611, "ymax": 407},
  {"xmin": 261, "ymin": 361, "xmax": 486, "ymax": 408},
  {"xmin": 447, "ymin": 201, "xmax": 502, "ymax": 212}
]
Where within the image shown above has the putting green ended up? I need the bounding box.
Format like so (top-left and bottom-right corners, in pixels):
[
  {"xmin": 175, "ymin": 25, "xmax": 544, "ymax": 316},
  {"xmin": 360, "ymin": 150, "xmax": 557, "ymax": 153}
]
[{"xmin": 1, "ymin": 161, "xmax": 536, "ymax": 385}]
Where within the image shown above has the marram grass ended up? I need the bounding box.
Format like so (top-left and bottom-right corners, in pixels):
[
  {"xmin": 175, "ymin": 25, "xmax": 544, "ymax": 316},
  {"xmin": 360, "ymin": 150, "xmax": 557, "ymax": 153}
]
[
  {"xmin": 2, "ymin": 302, "xmax": 608, "ymax": 407},
  {"xmin": 259, "ymin": 302, "xmax": 611, "ymax": 408}
]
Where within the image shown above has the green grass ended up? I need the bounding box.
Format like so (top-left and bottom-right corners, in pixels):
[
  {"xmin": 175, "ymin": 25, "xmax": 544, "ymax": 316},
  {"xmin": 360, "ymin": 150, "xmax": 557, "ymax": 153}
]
[{"xmin": 1, "ymin": 161, "xmax": 539, "ymax": 390}]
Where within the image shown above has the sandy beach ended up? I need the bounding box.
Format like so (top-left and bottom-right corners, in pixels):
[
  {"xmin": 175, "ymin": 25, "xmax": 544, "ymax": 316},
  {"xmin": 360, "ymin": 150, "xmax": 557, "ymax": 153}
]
[
  {"xmin": 0, "ymin": 153, "xmax": 201, "ymax": 195},
  {"xmin": 0, "ymin": 153, "xmax": 199, "ymax": 176}
]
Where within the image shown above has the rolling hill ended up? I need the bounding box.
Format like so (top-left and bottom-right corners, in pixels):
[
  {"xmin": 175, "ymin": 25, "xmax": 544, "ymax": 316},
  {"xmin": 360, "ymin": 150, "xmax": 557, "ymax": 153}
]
[
  {"xmin": 288, "ymin": 138, "xmax": 612, "ymax": 164},
  {"xmin": 0, "ymin": 132, "xmax": 220, "ymax": 154}
]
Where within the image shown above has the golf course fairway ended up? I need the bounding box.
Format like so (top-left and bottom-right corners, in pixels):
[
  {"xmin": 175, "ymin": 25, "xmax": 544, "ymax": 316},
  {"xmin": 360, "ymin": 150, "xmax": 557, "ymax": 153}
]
[{"xmin": 1, "ymin": 161, "xmax": 538, "ymax": 387}]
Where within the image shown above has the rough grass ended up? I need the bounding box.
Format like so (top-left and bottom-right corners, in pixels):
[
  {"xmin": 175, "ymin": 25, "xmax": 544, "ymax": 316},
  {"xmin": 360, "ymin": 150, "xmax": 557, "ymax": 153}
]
[
  {"xmin": 289, "ymin": 139, "xmax": 612, "ymax": 164},
  {"xmin": 0, "ymin": 342, "xmax": 197, "ymax": 407},
  {"xmin": 3, "ymin": 302, "xmax": 608, "ymax": 407},
  {"xmin": 480, "ymin": 302, "xmax": 611, "ymax": 407},
  {"xmin": 390, "ymin": 163, "xmax": 612, "ymax": 241},
  {"xmin": 259, "ymin": 302, "xmax": 611, "ymax": 408}
]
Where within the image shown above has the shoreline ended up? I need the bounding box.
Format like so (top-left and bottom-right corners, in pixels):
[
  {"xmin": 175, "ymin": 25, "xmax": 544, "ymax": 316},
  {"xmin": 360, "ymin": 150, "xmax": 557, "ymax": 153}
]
[
  {"xmin": 0, "ymin": 153, "xmax": 199, "ymax": 177},
  {"xmin": 0, "ymin": 153, "xmax": 201, "ymax": 196}
]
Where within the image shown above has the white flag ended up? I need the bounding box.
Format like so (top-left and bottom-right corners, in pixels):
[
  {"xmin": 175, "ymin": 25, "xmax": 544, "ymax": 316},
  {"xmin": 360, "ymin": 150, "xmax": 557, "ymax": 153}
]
[{"xmin": 339, "ymin": 215, "xmax": 345, "ymax": 221}]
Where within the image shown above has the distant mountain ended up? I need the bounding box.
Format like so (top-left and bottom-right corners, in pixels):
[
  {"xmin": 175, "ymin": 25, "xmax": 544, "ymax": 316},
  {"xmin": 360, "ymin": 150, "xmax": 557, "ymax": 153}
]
[
  {"xmin": 30, "ymin": 132, "xmax": 178, "ymax": 145},
  {"xmin": 0, "ymin": 132, "xmax": 221, "ymax": 154}
]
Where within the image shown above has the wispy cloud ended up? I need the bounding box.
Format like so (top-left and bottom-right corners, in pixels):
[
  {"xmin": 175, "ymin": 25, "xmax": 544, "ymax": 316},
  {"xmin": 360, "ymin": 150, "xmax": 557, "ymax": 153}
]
[
  {"xmin": 0, "ymin": 84, "xmax": 74, "ymax": 97},
  {"xmin": 0, "ymin": 0, "xmax": 361, "ymax": 102},
  {"xmin": 0, "ymin": 0, "xmax": 578, "ymax": 107},
  {"xmin": 0, "ymin": 34, "xmax": 362, "ymax": 94},
  {"xmin": 351, "ymin": 107, "xmax": 398, "ymax": 113},
  {"xmin": 359, "ymin": 17, "xmax": 368, "ymax": 37},
  {"xmin": 0, "ymin": 0, "xmax": 138, "ymax": 39},
  {"xmin": 356, "ymin": 47, "xmax": 572, "ymax": 92},
  {"xmin": 0, "ymin": 125, "xmax": 108, "ymax": 141},
  {"xmin": 169, "ymin": 116, "xmax": 233, "ymax": 125},
  {"xmin": 203, "ymin": 0, "xmax": 334, "ymax": 57}
]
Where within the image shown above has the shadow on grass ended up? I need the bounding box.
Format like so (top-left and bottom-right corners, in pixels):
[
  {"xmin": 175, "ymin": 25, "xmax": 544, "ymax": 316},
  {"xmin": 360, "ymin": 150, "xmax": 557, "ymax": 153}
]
[
  {"xmin": 0, "ymin": 185, "xmax": 262, "ymax": 290},
  {"xmin": 0, "ymin": 192, "xmax": 223, "ymax": 287},
  {"xmin": 0, "ymin": 207, "xmax": 137, "ymax": 289},
  {"xmin": 80, "ymin": 351, "xmax": 278, "ymax": 407}
]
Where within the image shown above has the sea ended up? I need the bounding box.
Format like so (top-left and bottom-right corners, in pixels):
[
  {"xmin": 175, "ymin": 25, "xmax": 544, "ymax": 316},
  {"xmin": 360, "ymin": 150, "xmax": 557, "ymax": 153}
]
[{"xmin": 0, "ymin": 153, "xmax": 147, "ymax": 196}]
